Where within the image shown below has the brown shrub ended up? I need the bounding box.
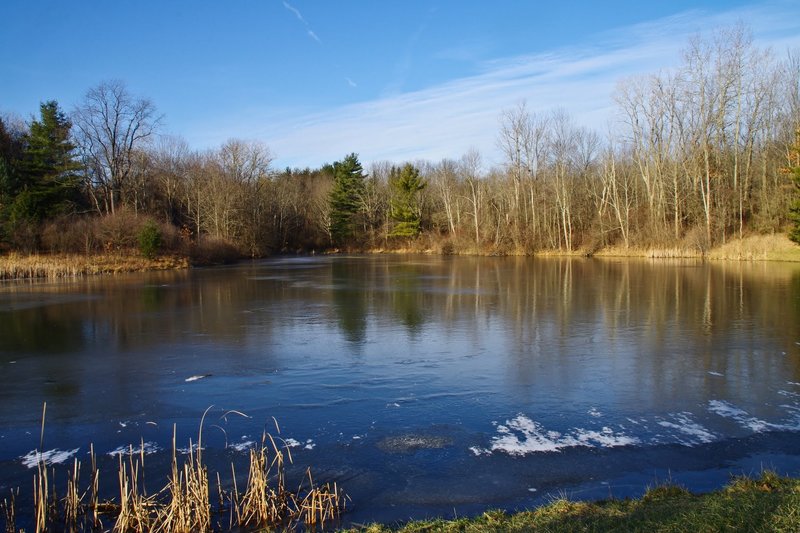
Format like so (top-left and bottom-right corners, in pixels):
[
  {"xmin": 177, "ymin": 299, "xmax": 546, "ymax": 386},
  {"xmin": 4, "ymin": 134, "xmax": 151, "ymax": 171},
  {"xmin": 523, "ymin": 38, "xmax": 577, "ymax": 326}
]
[{"xmin": 188, "ymin": 236, "xmax": 242, "ymax": 265}]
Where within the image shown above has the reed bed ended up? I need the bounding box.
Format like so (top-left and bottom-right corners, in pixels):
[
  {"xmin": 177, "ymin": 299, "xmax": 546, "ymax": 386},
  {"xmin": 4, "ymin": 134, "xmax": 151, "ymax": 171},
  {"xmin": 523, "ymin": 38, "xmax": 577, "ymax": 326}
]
[
  {"xmin": 2, "ymin": 406, "xmax": 347, "ymax": 533},
  {"xmin": 0, "ymin": 253, "xmax": 189, "ymax": 280}
]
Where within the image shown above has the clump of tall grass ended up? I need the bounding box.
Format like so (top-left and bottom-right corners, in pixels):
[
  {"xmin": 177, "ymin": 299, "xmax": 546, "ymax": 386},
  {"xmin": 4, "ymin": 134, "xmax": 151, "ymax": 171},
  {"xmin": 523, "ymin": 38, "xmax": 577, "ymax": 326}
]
[
  {"xmin": 0, "ymin": 252, "xmax": 189, "ymax": 280},
  {"xmin": 2, "ymin": 405, "xmax": 346, "ymax": 533}
]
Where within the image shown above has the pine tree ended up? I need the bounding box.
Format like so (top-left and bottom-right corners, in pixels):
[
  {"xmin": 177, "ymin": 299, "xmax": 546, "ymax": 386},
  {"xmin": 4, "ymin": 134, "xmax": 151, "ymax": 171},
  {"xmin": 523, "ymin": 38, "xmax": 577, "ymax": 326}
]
[
  {"xmin": 389, "ymin": 163, "xmax": 426, "ymax": 238},
  {"xmin": 12, "ymin": 101, "xmax": 81, "ymax": 223},
  {"xmin": 328, "ymin": 153, "xmax": 366, "ymax": 244}
]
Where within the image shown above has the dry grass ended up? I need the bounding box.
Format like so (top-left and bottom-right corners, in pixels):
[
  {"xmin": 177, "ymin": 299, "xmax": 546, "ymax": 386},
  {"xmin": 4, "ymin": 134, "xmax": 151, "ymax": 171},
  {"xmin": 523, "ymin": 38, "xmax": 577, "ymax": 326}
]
[
  {"xmin": 708, "ymin": 234, "xmax": 800, "ymax": 262},
  {"xmin": 0, "ymin": 253, "xmax": 189, "ymax": 280},
  {"xmin": 3, "ymin": 406, "xmax": 346, "ymax": 533},
  {"xmin": 1, "ymin": 489, "xmax": 17, "ymax": 533}
]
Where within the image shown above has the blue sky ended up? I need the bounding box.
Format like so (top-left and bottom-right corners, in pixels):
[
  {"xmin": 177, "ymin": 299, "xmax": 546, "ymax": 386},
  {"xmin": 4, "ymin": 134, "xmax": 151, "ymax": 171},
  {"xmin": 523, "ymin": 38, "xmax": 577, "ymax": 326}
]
[{"xmin": 2, "ymin": 1, "xmax": 800, "ymax": 169}]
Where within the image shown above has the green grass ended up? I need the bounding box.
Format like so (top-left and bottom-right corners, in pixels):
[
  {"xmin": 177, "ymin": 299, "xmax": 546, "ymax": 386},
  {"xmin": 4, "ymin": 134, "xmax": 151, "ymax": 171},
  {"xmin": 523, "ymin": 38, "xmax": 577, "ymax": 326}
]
[{"xmin": 344, "ymin": 472, "xmax": 800, "ymax": 532}]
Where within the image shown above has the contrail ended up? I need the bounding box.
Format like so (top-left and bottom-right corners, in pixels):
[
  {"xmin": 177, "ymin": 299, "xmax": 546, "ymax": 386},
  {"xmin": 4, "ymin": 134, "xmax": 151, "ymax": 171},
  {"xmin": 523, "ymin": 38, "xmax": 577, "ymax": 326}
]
[{"xmin": 283, "ymin": 1, "xmax": 321, "ymax": 43}]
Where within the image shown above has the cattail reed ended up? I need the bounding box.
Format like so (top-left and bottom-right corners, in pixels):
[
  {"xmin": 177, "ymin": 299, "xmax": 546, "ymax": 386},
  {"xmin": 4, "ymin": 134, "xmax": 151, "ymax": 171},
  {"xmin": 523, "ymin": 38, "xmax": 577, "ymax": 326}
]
[{"xmin": 2, "ymin": 406, "xmax": 346, "ymax": 533}]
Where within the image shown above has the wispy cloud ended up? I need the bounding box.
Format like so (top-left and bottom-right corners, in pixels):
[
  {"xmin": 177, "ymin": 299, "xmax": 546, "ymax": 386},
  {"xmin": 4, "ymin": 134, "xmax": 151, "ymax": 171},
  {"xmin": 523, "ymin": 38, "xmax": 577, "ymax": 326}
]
[
  {"xmin": 283, "ymin": 1, "xmax": 322, "ymax": 44},
  {"xmin": 345, "ymin": 77, "xmax": 358, "ymax": 88},
  {"xmin": 198, "ymin": 2, "xmax": 800, "ymax": 169},
  {"xmin": 282, "ymin": 1, "xmax": 305, "ymax": 23}
]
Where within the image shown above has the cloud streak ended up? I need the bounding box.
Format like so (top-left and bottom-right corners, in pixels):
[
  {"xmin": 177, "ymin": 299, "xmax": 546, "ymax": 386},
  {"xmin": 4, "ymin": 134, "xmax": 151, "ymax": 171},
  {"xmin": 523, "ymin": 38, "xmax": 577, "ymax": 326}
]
[
  {"xmin": 202, "ymin": 2, "xmax": 800, "ymax": 169},
  {"xmin": 283, "ymin": 1, "xmax": 322, "ymax": 44}
]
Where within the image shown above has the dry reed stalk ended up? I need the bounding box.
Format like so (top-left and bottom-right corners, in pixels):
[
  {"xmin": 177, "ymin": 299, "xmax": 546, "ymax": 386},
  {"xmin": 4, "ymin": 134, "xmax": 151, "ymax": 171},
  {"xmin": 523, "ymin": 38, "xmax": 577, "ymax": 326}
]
[
  {"xmin": 236, "ymin": 434, "xmax": 295, "ymax": 529},
  {"xmin": 14, "ymin": 406, "xmax": 347, "ymax": 532},
  {"xmin": 89, "ymin": 444, "xmax": 102, "ymax": 529},
  {"xmin": 63, "ymin": 457, "xmax": 83, "ymax": 529},
  {"xmin": 296, "ymin": 468, "xmax": 346, "ymax": 529},
  {"xmin": 113, "ymin": 445, "xmax": 156, "ymax": 533},
  {"xmin": 2, "ymin": 489, "xmax": 18, "ymax": 533},
  {"xmin": 32, "ymin": 402, "xmax": 50, "ymax": 533},
  {"xmin": 155, "ymin": 416, "xmax": 211, "ymax": 533}
]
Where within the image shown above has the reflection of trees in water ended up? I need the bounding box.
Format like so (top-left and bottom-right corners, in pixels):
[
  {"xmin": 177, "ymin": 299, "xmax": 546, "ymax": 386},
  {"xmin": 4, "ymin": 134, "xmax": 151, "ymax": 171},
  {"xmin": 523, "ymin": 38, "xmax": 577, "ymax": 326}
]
[
  {"xmin": 330, "ymin": 260, "xmax": 368, "ymax": 344},
  {"xmin": 2, "ymin": 257, "xmax": 799, "ymax": 407},
  {"xmin": 314, "ymin": 256, "xmax": 800, "ymax": 405}
]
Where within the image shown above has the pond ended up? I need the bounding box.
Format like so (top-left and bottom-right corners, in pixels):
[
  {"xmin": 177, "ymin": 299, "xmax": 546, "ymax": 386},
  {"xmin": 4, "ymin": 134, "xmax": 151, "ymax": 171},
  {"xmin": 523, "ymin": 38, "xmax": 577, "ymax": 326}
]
[{"xmin": 1, "ymin": 255, "xmax": 800, "ymax": 526}]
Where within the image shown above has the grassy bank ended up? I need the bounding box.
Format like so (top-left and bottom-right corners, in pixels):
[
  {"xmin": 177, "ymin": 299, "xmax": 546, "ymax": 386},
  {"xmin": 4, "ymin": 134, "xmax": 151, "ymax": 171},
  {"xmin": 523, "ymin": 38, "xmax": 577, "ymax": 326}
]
[
  {"xmin": 368, "ymin": 234, "xmax": 800, "ymax": 262},
  {"xmin": 348, "ymin": 472, "xmax": 800, "ymax": 532},
  {"xmin": 0, "ymin": 252, "xmax": 189, "ymax": 280},
  {"xmin": 1, "ymin": 234, "xmax": 798, "ymax": 281}
]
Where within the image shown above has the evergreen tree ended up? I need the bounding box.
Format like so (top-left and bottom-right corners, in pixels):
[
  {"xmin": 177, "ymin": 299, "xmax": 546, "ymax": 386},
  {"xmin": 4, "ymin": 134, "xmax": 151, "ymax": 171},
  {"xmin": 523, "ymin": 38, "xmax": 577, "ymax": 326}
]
[
  {"xmin": 1, "ymin": 101, "xmax": 81, "ymax": 249},
  {"xmin": 0, "ymin": 117, "xmax": 27, "ymax": 244},
  {"xmin": 17, "ymin": 101, "xmax": 81, "ymax": 221},
  {"xmin": 389, "ymin": 163, "xmax": 426, "ymax": 238},
  {"xmin": 328, "ymin": 153, "xmax": 366, "ymax": 244}
]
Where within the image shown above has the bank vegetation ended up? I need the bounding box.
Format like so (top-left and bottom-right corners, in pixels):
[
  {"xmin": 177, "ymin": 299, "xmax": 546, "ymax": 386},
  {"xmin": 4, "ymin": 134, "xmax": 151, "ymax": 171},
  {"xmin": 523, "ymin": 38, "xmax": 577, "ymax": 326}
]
[{"xmin": 348, "ymin": 471, "xmax": 800, "ymax": 533}]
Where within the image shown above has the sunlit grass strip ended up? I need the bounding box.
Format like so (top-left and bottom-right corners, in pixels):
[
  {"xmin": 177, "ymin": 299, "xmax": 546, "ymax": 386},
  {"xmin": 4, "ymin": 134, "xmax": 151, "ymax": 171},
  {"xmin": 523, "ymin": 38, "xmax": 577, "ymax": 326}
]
[
  {"xmin": 1, "ymin": 406, "xmax": 346, "ymax": 533},
  {"xmin": 0, "ymin": 253, "xmax": 189, "ymax": 280},
  {"xmin": 346, "ymin": 471, "xmax": 800, "ymax": 533}
]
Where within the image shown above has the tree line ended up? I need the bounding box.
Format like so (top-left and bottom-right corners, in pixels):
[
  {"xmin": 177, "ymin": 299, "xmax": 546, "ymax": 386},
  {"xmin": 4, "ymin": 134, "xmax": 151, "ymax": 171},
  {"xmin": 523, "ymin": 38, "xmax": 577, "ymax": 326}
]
[{"xmin": 1, "ymin": 27, "xmax": 799, "ymax": 260}]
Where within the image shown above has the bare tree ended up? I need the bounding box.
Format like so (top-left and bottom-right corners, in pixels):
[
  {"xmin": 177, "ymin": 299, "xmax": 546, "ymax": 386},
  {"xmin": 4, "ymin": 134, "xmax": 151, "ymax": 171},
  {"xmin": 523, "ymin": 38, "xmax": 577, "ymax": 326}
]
[
  {"xmin": 460, "ymin": 149, "xmax": 484, "ymax": 247},
  {"xmin": 73, "ymin": 80, "xmax": 161, "ymax": 215}
]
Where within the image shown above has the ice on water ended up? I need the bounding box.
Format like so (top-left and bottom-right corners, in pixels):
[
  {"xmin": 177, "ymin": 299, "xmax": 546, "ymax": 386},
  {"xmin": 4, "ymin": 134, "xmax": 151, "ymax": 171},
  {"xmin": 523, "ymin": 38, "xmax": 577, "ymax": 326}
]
[
  {"xmin": 476, "ymin": 414, "xmax": 638, "ymax": 456},
  {"xmin": 21, "ymin": 448, "xmax": 80, "ymax": 468}
]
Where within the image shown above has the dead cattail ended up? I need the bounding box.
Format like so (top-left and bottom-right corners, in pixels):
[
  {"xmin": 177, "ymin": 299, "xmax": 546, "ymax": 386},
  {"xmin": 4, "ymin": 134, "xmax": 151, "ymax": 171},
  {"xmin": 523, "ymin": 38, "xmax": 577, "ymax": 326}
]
[{"xmin": 2, "ymin": 489, "xmax": 18, "ymax": 533}]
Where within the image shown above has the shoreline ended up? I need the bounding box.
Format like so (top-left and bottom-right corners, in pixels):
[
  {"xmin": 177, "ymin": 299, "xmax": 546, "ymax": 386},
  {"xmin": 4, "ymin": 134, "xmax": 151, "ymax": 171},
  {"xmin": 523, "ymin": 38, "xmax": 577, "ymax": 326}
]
[
  {"xmin": 344, "ymin": 471, "xmax": 800, "ymax": 532},
  {"xmin": 0, "ymin": 252, "xmax": 190, "ymax": 280},
  {"xmin": 1, "ymin": 234, "xmax": 798, "ymax": 281}
]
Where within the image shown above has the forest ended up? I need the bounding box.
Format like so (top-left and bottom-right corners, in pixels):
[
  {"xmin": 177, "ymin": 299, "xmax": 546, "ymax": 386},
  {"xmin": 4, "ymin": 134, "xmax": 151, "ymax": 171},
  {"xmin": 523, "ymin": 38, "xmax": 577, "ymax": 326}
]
[{"xmin": 1, "ymin": 27, "xmax": 799, "ymax": 262}]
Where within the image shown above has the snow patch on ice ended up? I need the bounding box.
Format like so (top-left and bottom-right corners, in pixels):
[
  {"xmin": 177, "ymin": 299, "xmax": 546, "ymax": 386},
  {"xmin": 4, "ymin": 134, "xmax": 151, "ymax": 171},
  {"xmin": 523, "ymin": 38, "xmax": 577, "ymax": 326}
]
[
  {"xmin": 21, "ymin": 448, "xmax": 80, "ymax": 468},
  {"xmin": 707, "ymin": 371, "xmax": 724, "ymax": 377},
  {"xmin": 588, "ymin": 407, "xmax": 602, "ymax": 418},
  {"xmin": 230, "ymin": 439, "xmax": 255, "ymax": 452},
  {"xmin": 657, "ymin": 413, "xmax": 716, "ymax": 444},
  {"xmin": 708, "ymin": 400, "xmax": 774, "ymax": 432},
  {"xmin": 185, "ymin": 374, "xmax": 210, "ymax": 382},
  {"xmin": 108, "ymin": 441, "xmax": 160, "ymax": 457},
  {"xmin": 474, "ymin": 414, "xmax": 638, "ymax": 456}
]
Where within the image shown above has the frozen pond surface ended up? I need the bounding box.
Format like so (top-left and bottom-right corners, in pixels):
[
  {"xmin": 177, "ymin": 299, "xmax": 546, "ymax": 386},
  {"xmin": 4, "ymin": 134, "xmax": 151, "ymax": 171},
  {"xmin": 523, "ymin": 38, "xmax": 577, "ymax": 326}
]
[{"xmin": 1, "ymin": 255, "xmax": 800, "ymax": 525}]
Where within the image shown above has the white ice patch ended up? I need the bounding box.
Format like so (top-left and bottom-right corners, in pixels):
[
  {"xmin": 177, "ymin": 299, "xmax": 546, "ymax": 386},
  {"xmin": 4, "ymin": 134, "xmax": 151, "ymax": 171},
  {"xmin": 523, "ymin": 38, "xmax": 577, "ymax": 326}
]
[
  {"xmin": 475, "ymin": 415, "xmax": 637, "ymax": 456},
  {"xmin": 21, "ymin": 448, "xmax": 80, "ymax": 468},
  {"xmin": 304, "ymin": 439, "xmax": 316, "ymax": 450},
  {"xmin": 778, "ymin": 390, "xmax": 800, "ymax": 399},
  {"xmin": 574, "ymin": 427, "xmax": 639, "ymax": 447},
  {"xmin": 588, "ymin": 407, "xmax": 602, "ymax": 418},
  {"xmin": 230, "ymin": 439, "xmax": 255, "ymax": 452},
  {"xmin": 176, "ymin": 444, "xmax": 204, "ymax": 454},
  {"xmin": 108, "ymin": 441, "xmax": 160, "ymax": 457},
  {"xmin": 787, "ymin": 382, "xmax": 800, "ymax": 387},
  {"xmin": 283, "ymin": 438, "xmax": 301, "ymax": 448},
  {"xmin": 708, "ymin": 400, "xmax": 774, "ymax": 432},
  {"xmin": 185, "ymin": 374, "xmax": 210, "ymax": 382},
  {"xmin": 707, "ymin": 371, "xmax": 724, "ymax": 377},
  {"xmin": 657, "ymin": 413, "xmax": 716, "ymax": 444}
]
